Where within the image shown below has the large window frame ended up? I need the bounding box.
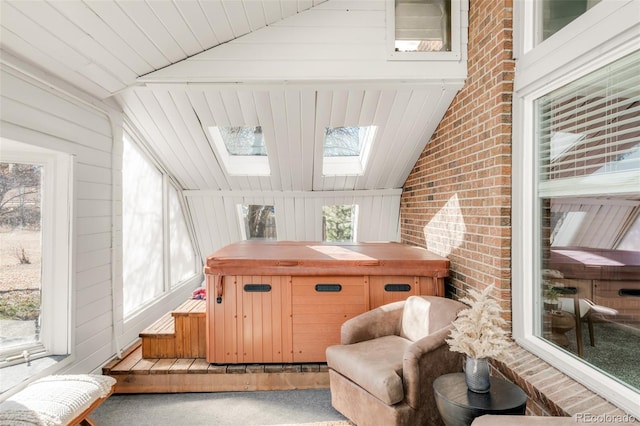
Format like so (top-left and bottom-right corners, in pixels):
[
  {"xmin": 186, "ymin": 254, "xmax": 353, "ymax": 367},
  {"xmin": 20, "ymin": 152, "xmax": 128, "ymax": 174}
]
[
  {"xmin": 122, "ymin": 132, "xmax": 201, "ymax": 320},
  {"xmin": 0, "ymin": 139, "xmax": 73, "ymax": 371},
  {"xmin": 512, "ymin": 0, "xmax": 640, "ymax": 417}
]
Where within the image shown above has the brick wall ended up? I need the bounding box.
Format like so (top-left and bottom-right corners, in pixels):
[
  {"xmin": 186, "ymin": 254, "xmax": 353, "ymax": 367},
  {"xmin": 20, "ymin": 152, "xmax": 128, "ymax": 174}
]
[
  {"xmin": 400, "ymin": 1, "xmax": 639, "ymax": 421},
  {"xmin": 400, "ymin": 0, "xmax": 514, "ymax": 308}
]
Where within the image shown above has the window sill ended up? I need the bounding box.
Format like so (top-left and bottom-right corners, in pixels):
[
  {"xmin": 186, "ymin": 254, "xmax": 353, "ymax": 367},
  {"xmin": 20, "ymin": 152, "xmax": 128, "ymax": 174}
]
[
  {"xmin": 490, "ymin": 344, "xmax": 636, "ymax": 420},
  {"xmin": 0, "ymin": 354, "xmax": 68, "ymax": 396}
]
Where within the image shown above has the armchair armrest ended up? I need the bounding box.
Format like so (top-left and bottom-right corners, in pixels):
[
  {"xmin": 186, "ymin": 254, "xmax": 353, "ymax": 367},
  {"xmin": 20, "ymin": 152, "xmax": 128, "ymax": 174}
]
[
  {"xmin": 402, "ymin": 324, "xmax": 462, "ymax": 409},
  {"xmin": 341, "ymin": 300, "xmax": 405, "ymax": 345}
]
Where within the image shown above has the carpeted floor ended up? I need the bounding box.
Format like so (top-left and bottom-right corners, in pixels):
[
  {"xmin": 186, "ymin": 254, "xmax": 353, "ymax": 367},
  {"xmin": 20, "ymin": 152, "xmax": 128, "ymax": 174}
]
[
  {"xmin": 92, "ymin": 388, "xmax": 351, "ymax": 426},
  {"xmin": 564, "ymin": 321, "xmax": 640, "ymax": 390}
]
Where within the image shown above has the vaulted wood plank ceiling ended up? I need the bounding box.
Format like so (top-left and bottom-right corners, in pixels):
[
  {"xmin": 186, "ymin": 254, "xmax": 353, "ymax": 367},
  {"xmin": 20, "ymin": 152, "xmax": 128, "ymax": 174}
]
[{"xmin": 0, "ymin": 0, "xmax": 467, "ymax": 193}]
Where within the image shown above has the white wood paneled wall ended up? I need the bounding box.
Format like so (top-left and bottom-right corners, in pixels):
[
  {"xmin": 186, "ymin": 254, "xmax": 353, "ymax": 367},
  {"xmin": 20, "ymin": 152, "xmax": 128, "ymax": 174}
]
[
  {"xmin": 186, "ymin": 189, "xmax": 402, "ymax": 258},
  {"xmin": 0, "ymin": 63, "xmax": 193, "ymax": 376}
]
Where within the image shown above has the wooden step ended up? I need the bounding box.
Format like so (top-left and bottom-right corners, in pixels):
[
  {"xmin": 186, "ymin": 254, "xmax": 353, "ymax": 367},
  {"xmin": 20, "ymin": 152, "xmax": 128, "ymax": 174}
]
[
  {"xmin": 103, "ymin": 342, "xmax": 329, "ymax": 394},
  {"xmin": 140, "ymin": 299, "xmax": 206, "ymax": 359}
]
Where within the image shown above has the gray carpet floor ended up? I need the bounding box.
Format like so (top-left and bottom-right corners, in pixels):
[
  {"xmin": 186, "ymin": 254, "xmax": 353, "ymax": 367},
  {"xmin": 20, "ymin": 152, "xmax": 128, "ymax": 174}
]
[
  {"xmin": 92, "ymin": 388, "xmax": 349, "ymax": 426},
  {"xmin": 564, "ymin": 321, "xmax": 640, "ymax": 390}
]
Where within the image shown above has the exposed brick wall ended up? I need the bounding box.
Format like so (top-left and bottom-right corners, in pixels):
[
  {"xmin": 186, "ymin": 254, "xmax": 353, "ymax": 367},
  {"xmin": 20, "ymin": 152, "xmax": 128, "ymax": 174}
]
[
  {"xmin": 400, "ymin": 0, "xmax": 514, "ymax": 309},
  {"xmin": 400, "ymin": 1, "xmax": 638, "ymax": 420}
]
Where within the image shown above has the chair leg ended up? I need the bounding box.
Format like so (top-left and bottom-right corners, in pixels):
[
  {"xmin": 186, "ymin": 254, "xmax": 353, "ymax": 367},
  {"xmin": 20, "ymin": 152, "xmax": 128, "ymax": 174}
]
[{"xmin": 588, "ymin": 316, "xmax": 595, "ymax": 347}]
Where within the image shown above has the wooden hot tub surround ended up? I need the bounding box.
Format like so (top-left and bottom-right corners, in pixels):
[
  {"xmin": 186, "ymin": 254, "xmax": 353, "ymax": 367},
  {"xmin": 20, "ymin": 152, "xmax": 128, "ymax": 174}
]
[{"xmin": 204, "ymin": 241, "xmax": 450, "ymax": 364}]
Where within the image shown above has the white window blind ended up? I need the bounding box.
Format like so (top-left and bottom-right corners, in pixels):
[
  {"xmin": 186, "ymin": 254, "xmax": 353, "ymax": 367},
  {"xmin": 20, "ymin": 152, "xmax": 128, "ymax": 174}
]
[{"xmin": 536, "ymin": 50, "xmax": 640, "ymax": 196}]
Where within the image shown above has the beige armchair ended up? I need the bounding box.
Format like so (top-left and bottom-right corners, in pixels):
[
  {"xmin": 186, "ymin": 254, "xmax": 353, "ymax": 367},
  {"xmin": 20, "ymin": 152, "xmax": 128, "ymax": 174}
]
[{"xmin": 326, "ymin": 295, "xmax": 466, "ymax": 426}]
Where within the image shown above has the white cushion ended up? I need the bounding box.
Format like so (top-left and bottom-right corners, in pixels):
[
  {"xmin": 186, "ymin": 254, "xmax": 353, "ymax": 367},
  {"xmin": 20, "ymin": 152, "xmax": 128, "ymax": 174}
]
[{"xmin": 0, "ymin": 374, "xmax": 116, "ymax": 426}]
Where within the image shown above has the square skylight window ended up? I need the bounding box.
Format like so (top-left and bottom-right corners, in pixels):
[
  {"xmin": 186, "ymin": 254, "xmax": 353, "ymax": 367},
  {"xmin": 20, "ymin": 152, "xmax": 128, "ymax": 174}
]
[
  {"xmin": 322, "ymin": 126, "xmax": 376, "ymax": 176},
  {"xmin": 208, "ymin": 126, "xmax": 270, "ymax": 176}
]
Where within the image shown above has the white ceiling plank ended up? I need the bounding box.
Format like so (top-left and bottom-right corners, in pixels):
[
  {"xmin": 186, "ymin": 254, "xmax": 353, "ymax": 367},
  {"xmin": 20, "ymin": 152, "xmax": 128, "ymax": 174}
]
[
  {"xmin": 284, "ymin": 89, "xmax": 304, "ymax": 191},
  {"xmin": 174, "ymin": 1, "xmax": 220, "ymax": 49},
  {"xmin": 361, "ymin": 89, "xmax": 397, "ymax": 188},
  {"xmin": 83, "ymin": 0, "xmax": 168, "ymax": 70},
  {"xmin": 385, "ymin": 86, "xmax": 444, "ymax": 188},
  {"xmin": 154, "ymin": 90, "xmax": 218, "ymax": 189},
  {"xmin": 313, "ymin": 0, "xmax": 383, "ymax": 11},
  {"xmin": 262, "ymin": 1, "xmax": 283, "ymax": 24},
  {"xmin": 299, "ymin": 89, "xmax": 316, "ymax": 191},
  {"xmin": 236, "ymin": 90, "xmax": 260, "ymax": 125},
  {"xmin": 220, "ymin": 90, "xmax": 246, "ymax": 125},
  {"xmin": 297, "ymin": 0, "xmax": 315, "ymax": 12},
  {"xmin": 242, "ymin": 0, "xmax": 268, "ymax": 31},
  {"xmin": 117, "ymin": 1, "xmax": 186, "ymax": 62},
  {"xmin": 313, "ymin": 90, "xmax": 332, "ymax": 191},
  {"xmin": 123, "ymin": 90, "xmax": 196, "ymax": 189},
  {"xmin": 199, "ymin": 1, "xmax": 235, "ymax": 44},
  {"xmin": 393, "ymin": 85, "xmax": 461, "ymax": 186},
  {"xmin": 280, "ymin": 0, "xmax": 299, "ymax": 18},
  {"xmin": 252, "ymin": 90, "xmax": 283, "ymax": 190},
  {"xmin": 0, "ymin": 30, "xmax": 110, "ymax": 99},
  {"xmin": 205, "ymin": 91, "xmax": 231, "ymax": 127},
  {"xmin": 234, "ymin": 25, "xmax": 382, "ymax": 44},
  {"xmin": 1, "ymin": 3, "xmax": 89, "ymax": 70},
  {"xmin": 182, "ymin": 42, "xmax": 383, "ymax": 62},
  {"xmin": 45, "ymin": 1, "xmax": 150, "ymax": 77},
  {"xmin": 345, "ymin": 89, "xmax": 366, "ymax": 125},
  {"xmin": 273, "ymin": 8, "xmax": 382, "ymax": 28},
  {"xmin": 222, "ymin": 0, "xmax": 251, "ymax": 38},
  {"xmin": 182, "ymin": 91, "xmax": 231, "ymax": 190},
  {"xmin": 371, "ymin": 88, "xmax": 430, "ymax": 189},
  {"xmin": 329, "ymin": 90, "xmax": 348, "ymax": 127},
  {"xmin": 266, "ymin": 89, "xmax": 292, "ymax": 191},
  {"xmin": 147, "ymin": 1, "xmax": 203, "ymax": 56},
  {"xmin": 141, "ymin": 58, "xmax": 466, "ymax": 83},
  {"xmin": 369, "ymin": 88, "xmax": 414, "ymax": 189}
]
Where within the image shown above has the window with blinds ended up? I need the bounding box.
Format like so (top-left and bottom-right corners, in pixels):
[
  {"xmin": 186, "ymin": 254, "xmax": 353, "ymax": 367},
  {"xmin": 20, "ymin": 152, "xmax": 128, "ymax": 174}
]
[
  {"xmin": 534, "ymin": 49, "xmax": 640, "ymax": 391},
  {"xmin": 536, "ymin": 50, "xmax": 640, "ymax": 197}
]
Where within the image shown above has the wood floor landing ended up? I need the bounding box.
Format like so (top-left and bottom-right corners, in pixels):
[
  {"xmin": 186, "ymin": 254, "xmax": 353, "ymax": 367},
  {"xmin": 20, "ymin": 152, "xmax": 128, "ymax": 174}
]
[{"xmin": 102, "ymin": 341, "xmax": 329, "ymax": 394}]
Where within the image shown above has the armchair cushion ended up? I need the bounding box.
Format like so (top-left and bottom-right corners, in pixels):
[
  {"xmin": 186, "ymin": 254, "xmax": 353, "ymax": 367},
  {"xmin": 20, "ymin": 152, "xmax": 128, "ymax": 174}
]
[{"xmin": 326, "ymin": 334, "xmax": 412, "ymax": 405}]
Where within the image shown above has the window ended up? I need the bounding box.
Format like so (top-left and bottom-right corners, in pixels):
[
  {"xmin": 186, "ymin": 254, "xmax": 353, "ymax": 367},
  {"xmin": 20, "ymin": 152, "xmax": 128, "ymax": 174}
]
[
  {"xmin": 538, "ymin": 0, "xmax": 601, "ymax": 43},
  {"xmin": 322, "ymin": 205, "xmax": 358, "ymax": 242},
  {"xmin": 323, "ymin": 126, "xmax": 376, "ymax": 176},
  {"xmin": 516, "ymin": 47, "xmax": 640, "ymax": 411},
  {"xmin": 395, "ymin": 0, "xmax": 451, "ymax": 52},
  {"xmin": 0, "ymin": 140, "xmax": 72, "ymax": 368},
  {"xmin": 387, "ymin": 0, "xmax": 461, "ymax": 60},
  {"xmin": 208, "ymin": 126, "xmax": 270, "ymax": 176},
  {"xmin": 122, "ymin": 134, "xmax": 199, "ymax": 318},
  {"xmin": 238, "ymin": 204, "xmax": 277, "ymax": 240}
]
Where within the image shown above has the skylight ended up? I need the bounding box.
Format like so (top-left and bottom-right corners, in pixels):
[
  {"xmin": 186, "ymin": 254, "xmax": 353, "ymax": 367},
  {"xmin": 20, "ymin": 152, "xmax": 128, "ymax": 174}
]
[
  {"xmin": 208, "ymin": 126, "xmax": 270, "ymax": 176},
  {"xmin": 322, "ymin": 126, "xmax": 376, "ymax": 176}
]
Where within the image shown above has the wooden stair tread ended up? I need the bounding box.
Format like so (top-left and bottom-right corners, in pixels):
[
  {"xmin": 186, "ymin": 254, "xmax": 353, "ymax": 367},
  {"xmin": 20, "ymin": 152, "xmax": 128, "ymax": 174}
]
[
  {"xmin": 102, "ymin": 342, "xmax": 330, "ymax": 393},
  {"xmin": 139, "ymin": 312, "xmax": 175, "ymax": 337},
  {"xmin": 172, "ymin": 299, "xmax": 206, "ymax": 317}
]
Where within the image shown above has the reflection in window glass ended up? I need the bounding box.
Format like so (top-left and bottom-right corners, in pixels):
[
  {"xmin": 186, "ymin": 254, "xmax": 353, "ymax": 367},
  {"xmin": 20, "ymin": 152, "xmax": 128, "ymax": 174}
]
[
  {"xmin": 540, "ymin": 0, "xmax": 601, "ymax": 42},
  {"xmin": 323, "ymin": 205, "xmax": 357, "ymax": 242},
  {"xmin": 0, "ymin": 163, "xmax": 42, "ymax": 352},
  {"xmin": 169, "ymin": 185, "xmax": 197, "ymax": 288},
  {"xmin": 240, "ymin": 205, "xmax": 276, "ymax": 240},
  {"xmin": 617, "ymin": 213, "xmax": 640, "ymax": 251},
  {"xmin": 395, "ymin": 0, "xmax": 451, "ymax": 52},
  {"xmin": 535, "ymin": 51, "xmax": 640, "ymax": 392},
  {"xmin": 123, "ymin": 137, "xmax": 164, "ymax": 317}
]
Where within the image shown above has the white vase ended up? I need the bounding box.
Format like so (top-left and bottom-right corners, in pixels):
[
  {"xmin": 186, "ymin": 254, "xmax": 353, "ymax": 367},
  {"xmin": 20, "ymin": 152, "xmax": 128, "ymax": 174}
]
[{"xmin": 464, "ymin": 356, "xmax": 490, "ymax": 393}]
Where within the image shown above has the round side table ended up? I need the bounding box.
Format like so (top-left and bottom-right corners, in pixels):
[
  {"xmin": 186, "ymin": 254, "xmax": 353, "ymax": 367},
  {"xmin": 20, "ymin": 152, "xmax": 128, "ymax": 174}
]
[{"xmin": 433, "ymin": 373, "xmax": 527, "ymax": 426}]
